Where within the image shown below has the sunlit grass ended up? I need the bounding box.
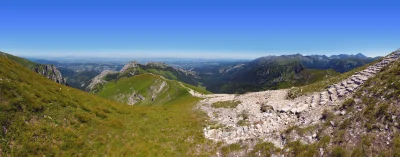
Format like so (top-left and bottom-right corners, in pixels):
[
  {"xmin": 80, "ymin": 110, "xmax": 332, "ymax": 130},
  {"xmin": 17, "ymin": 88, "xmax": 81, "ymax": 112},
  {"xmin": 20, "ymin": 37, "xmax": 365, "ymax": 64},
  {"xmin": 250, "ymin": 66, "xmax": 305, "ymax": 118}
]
[{"xmin": 0, "ymin": 55, "xmax": 217, "ymax": 156}]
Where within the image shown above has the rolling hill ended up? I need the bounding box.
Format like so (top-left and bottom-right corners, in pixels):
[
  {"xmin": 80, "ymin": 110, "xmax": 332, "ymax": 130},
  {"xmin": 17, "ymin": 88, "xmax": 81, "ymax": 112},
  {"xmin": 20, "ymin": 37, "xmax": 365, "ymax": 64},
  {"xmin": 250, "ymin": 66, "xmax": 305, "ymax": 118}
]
[{"xmin": 96, "ymin": 73, "xmax": 192, "ymax": 105}]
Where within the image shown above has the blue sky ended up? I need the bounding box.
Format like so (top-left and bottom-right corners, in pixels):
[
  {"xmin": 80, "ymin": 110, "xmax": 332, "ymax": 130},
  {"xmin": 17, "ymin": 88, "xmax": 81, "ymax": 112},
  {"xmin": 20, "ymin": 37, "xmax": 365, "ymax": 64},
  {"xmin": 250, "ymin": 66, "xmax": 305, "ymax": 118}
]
[{"xmin": 0, "ymin": 0, "xmax": 399, "ymax": 59}]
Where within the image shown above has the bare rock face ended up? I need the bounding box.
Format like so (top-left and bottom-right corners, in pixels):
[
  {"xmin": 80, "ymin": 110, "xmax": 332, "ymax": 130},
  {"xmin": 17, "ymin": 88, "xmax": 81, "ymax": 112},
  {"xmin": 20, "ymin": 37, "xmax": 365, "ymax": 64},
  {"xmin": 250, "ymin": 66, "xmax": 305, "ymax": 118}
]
[
  {"xmin": 127, "ymin": 92, "xmax": 145, "ymax": 105},
  {"xmin": 34, "ymin": 64, "xmax": 67, "ymax": 85},
  {"xmin": 120, "ymin": 61, "xmax": 138, "ymax": 73},
  {"xmin": 87, "ymin": 70, "xmax": 118, "ymax": 91},
  {"xmin": 146, "ymin": 62, "xmax": 169, "ymax": 69}
]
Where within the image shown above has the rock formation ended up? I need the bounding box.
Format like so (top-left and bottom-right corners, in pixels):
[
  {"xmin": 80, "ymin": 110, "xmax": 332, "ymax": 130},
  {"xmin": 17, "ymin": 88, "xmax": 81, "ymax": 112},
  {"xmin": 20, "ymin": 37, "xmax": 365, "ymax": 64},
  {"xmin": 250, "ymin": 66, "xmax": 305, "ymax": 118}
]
[
  {"xmin": 86, "ymin": 70, "xmax": 118, "ymax": 91},
  {"xmin": 34, "ymin": 64, "xmax": 68, "ymax": 85},
  {"xmin": 120, "ymin": 61, "xmax": 138, "ymax": 73}
]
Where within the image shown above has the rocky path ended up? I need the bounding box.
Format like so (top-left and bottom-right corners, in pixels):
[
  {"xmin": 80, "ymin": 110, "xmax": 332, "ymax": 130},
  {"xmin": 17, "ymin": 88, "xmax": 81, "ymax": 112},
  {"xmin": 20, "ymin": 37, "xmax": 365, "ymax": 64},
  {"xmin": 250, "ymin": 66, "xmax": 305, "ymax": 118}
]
[{"xmin": 195, "ymin": 50, "xmax": 400, "ymax": 147}]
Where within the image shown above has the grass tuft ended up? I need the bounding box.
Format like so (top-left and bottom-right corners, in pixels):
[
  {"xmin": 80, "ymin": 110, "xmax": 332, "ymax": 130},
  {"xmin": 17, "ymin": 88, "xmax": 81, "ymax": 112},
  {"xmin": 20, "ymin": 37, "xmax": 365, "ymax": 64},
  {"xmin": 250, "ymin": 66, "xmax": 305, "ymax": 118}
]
[{"xmin": 212, "ymin": 100, "xmax": 241, "ymax": 108}]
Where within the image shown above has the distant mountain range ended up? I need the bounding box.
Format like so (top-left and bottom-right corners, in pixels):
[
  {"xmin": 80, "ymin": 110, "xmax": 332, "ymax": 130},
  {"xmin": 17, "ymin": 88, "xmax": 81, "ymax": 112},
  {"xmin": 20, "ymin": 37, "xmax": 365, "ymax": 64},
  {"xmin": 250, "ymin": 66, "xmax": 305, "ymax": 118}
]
[
  {"xmin": 195, "ymin": 53, "xmax": 379, "ymax": 93},
  {"xmin": 21, "ymin": 52, "xmax": 380, "ymax": 94}
]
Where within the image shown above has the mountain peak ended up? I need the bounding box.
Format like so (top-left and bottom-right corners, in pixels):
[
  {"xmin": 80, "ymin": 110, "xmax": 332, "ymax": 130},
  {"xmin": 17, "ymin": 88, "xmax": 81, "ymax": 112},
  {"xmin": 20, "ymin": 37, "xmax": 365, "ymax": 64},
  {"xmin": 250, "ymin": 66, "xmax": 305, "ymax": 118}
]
[
  {"xmin": 355, "ymin": 53, "xmax": 367, "ymax": 58},
  {"xmin": 120, "ymin": 61, "xmax": 139, "ymax": 73}
]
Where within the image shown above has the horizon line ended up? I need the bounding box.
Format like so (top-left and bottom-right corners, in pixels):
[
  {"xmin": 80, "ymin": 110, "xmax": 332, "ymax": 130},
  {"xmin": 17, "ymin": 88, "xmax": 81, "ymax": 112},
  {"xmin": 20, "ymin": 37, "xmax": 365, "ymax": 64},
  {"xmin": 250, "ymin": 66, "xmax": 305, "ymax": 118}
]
[{"xmin": 2, "ymin": 48, "xmax": 392, "ymax": 60}]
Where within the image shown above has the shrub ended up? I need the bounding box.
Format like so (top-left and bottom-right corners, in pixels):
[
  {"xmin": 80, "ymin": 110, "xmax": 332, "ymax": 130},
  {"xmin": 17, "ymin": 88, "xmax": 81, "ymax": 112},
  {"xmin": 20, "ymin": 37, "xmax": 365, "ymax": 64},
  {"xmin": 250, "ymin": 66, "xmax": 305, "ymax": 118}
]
[
  {"xmin": 287, "ymin": 87, "xmax": 301, "ymax": 99},
  {"xmin": 393, "ymin": 136, "xmax": 400, "ymax": 156},
  {"xmin": 375, "ymin": 103, "xmax": 389, "ymax": 118},
  {"xmin": 341, "ymin": 98, "xmax": 355, "ymax": 110},
  {"xmin": 212, "ymin": 100, "xmax": 241, "ymax": 108},
  {"xmin": 95, "ymin": 110, "xmax": 108, "ymax": 119},
  {"xmin": 331, "ymin": 146, "xmax": 347, "ymax": 157},
  {"xmin": 237, "ymin": 120, "xmax": 249, "ymax": 126},
  {"xmin": 286, "ymin": 140, "xmax": 318, "ymax": 157},
  {"xmin": 250, "ymin": 142, "xmax": 280, "ymax": 157},
  {"xmin": 339, "ymin": 119, "xmax": 351, "ymax": 130},
  {"xmin": 319, "ymin": 136, "xmax": 331, "ymax": 147},
  {"xmin": 321, "ymin": 110, "xmax": 335, "ymax": 122},
  {"xmin": 221, "ymin": 143, "xmax": 244, "ymax": 155}
]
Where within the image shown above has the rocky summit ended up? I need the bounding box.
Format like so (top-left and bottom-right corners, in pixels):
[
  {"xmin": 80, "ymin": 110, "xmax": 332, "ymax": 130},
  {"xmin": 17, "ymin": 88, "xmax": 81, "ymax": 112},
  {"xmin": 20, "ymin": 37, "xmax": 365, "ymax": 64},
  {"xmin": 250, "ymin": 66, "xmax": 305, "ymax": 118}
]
[{"xmin": 196, "ymin": 50, "xmax": 400, "ymax": 148}]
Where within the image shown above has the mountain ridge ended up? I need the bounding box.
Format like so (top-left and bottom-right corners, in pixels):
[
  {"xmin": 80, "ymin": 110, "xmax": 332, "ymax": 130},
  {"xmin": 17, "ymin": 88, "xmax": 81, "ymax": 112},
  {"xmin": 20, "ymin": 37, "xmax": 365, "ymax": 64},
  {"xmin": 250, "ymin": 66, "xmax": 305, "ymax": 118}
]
[
  {"xmin": 197, "ymin": 53, "xmax": 378, "ymax": 93},
  {"xmin": 87, "ymin": 60, "xmax": 200, "ymax": 92}
]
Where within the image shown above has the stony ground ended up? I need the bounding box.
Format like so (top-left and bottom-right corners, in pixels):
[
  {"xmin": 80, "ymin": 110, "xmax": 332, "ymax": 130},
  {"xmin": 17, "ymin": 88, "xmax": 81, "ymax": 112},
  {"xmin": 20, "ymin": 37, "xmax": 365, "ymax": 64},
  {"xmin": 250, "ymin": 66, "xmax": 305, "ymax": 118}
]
[{"xmin": 190, "ymin": 51, "xmax": 400, "ymax": 148}]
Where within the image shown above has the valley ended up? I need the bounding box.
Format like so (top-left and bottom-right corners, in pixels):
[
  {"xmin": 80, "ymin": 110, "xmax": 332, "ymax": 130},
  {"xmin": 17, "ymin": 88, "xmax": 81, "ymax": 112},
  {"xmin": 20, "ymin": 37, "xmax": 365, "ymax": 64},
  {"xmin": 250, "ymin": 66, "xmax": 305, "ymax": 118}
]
[
  {"xmin": 1, "ymin": 49, "xmax": 399, "ymax": 156},
  {"xmin": 2, "ymin": 1, "xmax": 399, "ymax": 156}
]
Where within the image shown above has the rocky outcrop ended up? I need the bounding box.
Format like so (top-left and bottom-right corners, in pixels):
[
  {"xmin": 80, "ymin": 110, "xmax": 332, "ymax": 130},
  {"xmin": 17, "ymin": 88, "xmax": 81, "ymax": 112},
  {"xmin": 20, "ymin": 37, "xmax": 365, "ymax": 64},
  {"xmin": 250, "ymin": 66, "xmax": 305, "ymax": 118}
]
[
  {"xmin": 127, "ymin": 92, "xmax": 145, "ymax": 105},
  {"xmin": 120, "ymin": 61, "xmax": 138, "ymax": 73},
  {"xmin": 146, "ymin": 62, "xmax": 169, "ymax": 69},
  {"xmin": 34, "ymin": 64, "xmax": 68, "ymax": 85},
  {"xmin": 86, "ymin": 70, "xmax": 118, "ymax": 91},
  {"xmin": 196, "ymin": 50, "xmax": 400, "ymax": 147}
]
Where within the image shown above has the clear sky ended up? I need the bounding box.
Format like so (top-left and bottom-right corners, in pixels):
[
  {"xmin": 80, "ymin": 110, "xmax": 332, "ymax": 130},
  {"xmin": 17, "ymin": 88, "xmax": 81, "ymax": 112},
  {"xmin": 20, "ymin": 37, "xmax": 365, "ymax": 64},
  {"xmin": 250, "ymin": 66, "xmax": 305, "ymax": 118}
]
[{"xmin": 1, "ymin": 0, "xmax": 399, "ymax": 59}]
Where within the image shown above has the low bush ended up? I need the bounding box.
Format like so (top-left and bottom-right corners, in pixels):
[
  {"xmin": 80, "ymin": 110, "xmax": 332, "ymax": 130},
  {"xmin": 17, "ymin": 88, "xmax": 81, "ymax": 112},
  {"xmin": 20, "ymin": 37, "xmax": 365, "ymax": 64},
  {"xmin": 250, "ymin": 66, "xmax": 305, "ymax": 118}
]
[{"xmin": 212, "ymin": 100, "xmax": 241, "ymax": 108}]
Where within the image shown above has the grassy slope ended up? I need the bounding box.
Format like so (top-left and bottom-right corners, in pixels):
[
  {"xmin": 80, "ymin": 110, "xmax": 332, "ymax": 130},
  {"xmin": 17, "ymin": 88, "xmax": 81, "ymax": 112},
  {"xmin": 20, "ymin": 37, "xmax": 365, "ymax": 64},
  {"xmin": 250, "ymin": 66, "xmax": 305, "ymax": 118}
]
[
  {"xmin": 97, "ymin": 73, "xmax": 212, "ymax": 106},
  {"xmin": 97, "ymin": 74, "xmax": 186, "ymax": 105},
  {"xmin": 0, "ymin": 55, "xmax": 215, "ymax": 156},
  {"xmin": 0, "ymin": 51, "xmax": 38, "ymax": 69}
]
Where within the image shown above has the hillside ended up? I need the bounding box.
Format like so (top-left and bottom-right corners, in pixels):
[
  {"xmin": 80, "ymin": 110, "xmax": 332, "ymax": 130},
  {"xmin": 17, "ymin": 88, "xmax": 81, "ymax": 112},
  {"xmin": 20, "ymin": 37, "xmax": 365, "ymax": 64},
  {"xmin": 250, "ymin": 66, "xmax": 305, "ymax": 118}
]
[
  {"xmin": 283, "ymin": 51, "xmax": 400, "ymax": 156},
  {"xmin": 0, "ymin": 54, "xmax": 217, "ymax": 156},
  {"xmin": 96, "ymin": 73, "xmax": 191, "ymax": 105},
  {"xmin": 0, "ymin": 51, "xmax": 67, "ymax": 85}
]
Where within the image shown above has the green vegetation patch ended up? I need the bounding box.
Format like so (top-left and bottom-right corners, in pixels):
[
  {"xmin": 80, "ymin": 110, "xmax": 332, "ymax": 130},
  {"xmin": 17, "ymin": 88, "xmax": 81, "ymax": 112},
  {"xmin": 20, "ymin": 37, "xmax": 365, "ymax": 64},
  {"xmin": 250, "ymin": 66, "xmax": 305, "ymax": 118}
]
[
  {"xmin": 211, "ymin": 100, "xmax": 241, "ymax": 108},
  {"xmin": 96, "ymin": 73, "xmax": 189, "ymax": 106},
  {"xmin": 0, "ymin": 55, "xmax": 217, "ymax": 156},
  {"xmin": 221, "ymin": 143, "xmax": 247, "ymax": 156}
]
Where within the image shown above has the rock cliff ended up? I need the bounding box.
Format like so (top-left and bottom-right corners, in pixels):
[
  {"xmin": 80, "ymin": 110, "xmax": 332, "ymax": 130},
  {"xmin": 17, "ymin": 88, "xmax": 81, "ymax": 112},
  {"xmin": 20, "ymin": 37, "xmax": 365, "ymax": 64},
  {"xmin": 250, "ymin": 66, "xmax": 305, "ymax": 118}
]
[{"xmin": 34, "ymin": 64, "xmax": 67, "ymax": 85}]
